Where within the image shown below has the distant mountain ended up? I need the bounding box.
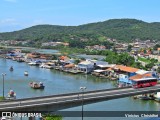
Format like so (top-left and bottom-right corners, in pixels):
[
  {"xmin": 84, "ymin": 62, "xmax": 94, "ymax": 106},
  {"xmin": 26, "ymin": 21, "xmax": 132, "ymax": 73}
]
[{"xmin": 0, "ymin": 19, "xmax": 160, "ymax": 46}]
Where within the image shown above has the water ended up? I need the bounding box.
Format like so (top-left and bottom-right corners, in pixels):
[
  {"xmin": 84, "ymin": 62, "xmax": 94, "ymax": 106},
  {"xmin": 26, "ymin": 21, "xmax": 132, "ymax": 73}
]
[
  {"xmin": 75, "ymin": 54, "xmax": 105, "ymax": 60},
  {"xmin": 4, "ymin": 46, "xmax": 59, "ymax": 55},
  {"xmin": 0, "ymin": 58, "xmax": 159, "ymax": 120},
  {"xmin": 0, "ymin": 58, "xmax": 114, "ymax": 98},
  {"xmin": 35, "ymin": 49, "xmax": 59, "ymax": 54}
]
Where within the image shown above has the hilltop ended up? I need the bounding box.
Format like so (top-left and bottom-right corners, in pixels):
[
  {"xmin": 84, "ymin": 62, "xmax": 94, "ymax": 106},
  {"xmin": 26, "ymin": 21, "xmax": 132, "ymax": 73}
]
[{"xmin": 0, "ymin": 18, "xmax": 160, "ymax": 47}]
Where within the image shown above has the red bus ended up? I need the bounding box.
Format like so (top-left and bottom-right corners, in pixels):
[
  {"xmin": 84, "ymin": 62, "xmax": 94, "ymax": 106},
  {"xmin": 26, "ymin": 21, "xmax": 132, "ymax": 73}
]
[{"xmin": 132, "ymin": 78, "xmax": 157, "ymax": 88}]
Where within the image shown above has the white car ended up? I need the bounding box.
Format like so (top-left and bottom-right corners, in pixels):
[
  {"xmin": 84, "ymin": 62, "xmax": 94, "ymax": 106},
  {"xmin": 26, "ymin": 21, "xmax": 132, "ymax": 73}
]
[
  {"xmin": 1, "ymin": 117, "xmax": 6, "ymax": 120},
  {"xmin": 1, "ymin": 117, "xmax": 12, "ymax": 120}
]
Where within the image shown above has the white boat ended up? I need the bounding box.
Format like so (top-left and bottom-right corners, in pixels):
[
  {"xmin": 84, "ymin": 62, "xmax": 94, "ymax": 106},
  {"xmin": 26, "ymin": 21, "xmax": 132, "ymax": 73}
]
[
  {"xmin": 39, "ymin": 63, "xmax": 54, "ymax": 69},
  {"xmin": 39, "ymin": 63, "xmax": 46, "ymax": 68},
  {"xmin": 24, "ymin": 71, "xmax": 28, "ymax": 76},
  {"xmin": 28, "ymin": 61, "xmax": 38, "ymax": 66}
]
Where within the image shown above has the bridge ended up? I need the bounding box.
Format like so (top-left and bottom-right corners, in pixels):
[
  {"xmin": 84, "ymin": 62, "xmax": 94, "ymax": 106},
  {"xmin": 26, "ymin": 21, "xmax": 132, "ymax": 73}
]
[{"xmin": 1, "ymin": 84, "xmax": 160, "ymax": 112}]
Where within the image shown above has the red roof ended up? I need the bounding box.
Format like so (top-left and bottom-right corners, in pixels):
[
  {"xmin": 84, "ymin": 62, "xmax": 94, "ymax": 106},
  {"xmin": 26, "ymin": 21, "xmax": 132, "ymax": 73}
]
[
  {"xmin": 129, "ymin": 73, "xmax": 152, "ymax": 81},
  {"xmin": 113, "ymin": 65, "xmax": 139, "ymax": 73}
]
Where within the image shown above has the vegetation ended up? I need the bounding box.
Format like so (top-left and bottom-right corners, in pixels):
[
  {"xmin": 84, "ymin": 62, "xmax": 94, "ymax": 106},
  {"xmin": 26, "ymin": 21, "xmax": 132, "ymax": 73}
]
[
  {"xmin": 138, "ymin": 57, "xmax": 158, "ymax": 64},
  {"xmin": 154, "ymin": 44, "xmax": 160, "ymax": 50},
  {"xmin": 57, "ymin": 46, "xmax": 86, "ymax": 55},
  {"xmin": 138, "ymin": 57, "xmax": 151, "ymax": 63},
  {"xmin": 42, "ymin": 114, "xmax": 62, "ymax": 120},
  {"xmin": 0, "ymin": 96, "xmax": 5, "ymax": 101},
  {"xmin": 0, "ymin": 46, "xmax": 5, "ymax": 49},
  {"xmin": 157, "ymin": 67, "xmax": 160, "ymax": 73},
  {"xmin": 0, "ymin": 19, "xmax": 160, "ymax": 48}
]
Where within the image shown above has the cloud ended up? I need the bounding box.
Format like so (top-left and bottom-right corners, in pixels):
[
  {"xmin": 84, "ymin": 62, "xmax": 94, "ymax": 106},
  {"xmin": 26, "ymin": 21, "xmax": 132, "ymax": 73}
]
[
  {"xmin": 0, "ymin": 18, "xmax": 23, "ymax": 32},
  {"xmin": 4, "ymin": 0, "xmax": 17, "ymax": 2},
  {"xmin": 0, "ymin": 18, "xmax": 18, "ymax": 25}
]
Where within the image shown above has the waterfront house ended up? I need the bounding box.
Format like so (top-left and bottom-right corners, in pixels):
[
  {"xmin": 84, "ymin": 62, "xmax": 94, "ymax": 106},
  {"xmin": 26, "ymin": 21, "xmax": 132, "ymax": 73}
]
[
  {"xmin": 129, "ymin": 72, "xmax": 156, "ymax": 86},
  {"xmin": 62, "ymin": 64, "xmax": 76, "ymax": 72},
  {"xmin": 78, "ymin": 60, "xmax": 94, "ymax": 73},
  {"xmin": 93, "ymin": 61, "xmax": 108, "ymax": 70},
  {"xmin": 91, "ymin": 62, "xmax": 114, "ymax": 77},
  {"xmin": 113, "ymin": 65, "xmax": 139, "ymax": 84},
  {"xmin": 129, "ymin": 72, "xmax": 153, "ymax": 81},
  {"xmin": 92, "ymin": 69, "xmax": 107, "ymax": 77}
]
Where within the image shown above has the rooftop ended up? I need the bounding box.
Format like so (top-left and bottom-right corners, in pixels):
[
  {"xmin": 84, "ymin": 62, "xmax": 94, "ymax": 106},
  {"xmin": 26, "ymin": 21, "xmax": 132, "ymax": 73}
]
[{"xmin": 113, "ymin": 65, "xmax": 139, "ymax": 73}]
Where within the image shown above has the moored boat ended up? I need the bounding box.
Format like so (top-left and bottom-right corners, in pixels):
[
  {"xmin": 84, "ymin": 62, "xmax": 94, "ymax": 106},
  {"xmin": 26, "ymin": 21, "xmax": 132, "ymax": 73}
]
[
  {"xmin": 24, "ymin": 71, "xmax": 28, "ymax": 76},
  {"xmin": 6, "ymin": 90, "xmax": 16, "ymax": 100},
  {"xmin": 29, "ymin": 82, "xmax": 45, "ymax": 89},
  {"xmin": 9, "ymin": 66, "xmax": 14, "ymax": 71},
  {"xmin": 133, "ymin": 94, "xmax": 153, "ymax": 100}
]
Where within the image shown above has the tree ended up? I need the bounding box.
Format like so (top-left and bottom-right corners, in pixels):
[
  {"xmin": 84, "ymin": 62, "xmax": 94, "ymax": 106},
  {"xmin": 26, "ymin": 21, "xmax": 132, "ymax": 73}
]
[
  {"xmin": 145, "ymin": 62, "xmax": 155, "ymax": 70},
  {"xmin": 117, "ymin": 53, "xmax": 135, "ymax": 66},
  {"xmin": 74, "ymin": 59, "xmax": 80, "ymax": 64},
  {"xmin": 157, "ymin": 67, "xmax": 160, "ymax": 73},
  {"xmin": 153, "ymin": 44, "xmax": 160, "ymax": 50},
  {"xmin": 127, "ymin": 45, "xmax": 132, "ymax": 52}
]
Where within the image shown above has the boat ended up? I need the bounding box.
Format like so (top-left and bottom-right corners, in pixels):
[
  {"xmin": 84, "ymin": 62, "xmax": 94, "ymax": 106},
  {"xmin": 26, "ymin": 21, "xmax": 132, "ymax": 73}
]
[
  {"xmin": 9, "ymin": 66, "xmax": 14, "ymax": 71},
  {"xmin": 24, "ymin": 71, "xmax": 28, "ymax": 76},
  {"xmin": 134, "ymin": 94, "xmax": 153, "ymax": 100},
  {"xmin": 28, "ymin": 61, "xmax": 38, "ymax": 66},
  {"xmin": 154, "ymin": 92, "xmax": 160, "ymax": 102},
  {"xmin": 39, "ymin": 63, "xmax": 54, "ymax": 69},
  {"xmin": 6, "ymin": 90, "xmax": 16, "ymax": 100},
  {"xmin": 29, "ymin": 82, "xmax": 45, "ymax": 89},
  {"xmin": 28, "ymin": 60, "xmax": 42, "ymax": 66}
]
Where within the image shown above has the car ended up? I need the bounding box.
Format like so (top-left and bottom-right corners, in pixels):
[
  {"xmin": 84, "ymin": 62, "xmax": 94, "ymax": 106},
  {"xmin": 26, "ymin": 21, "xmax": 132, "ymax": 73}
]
[
  {"xmin": 1, "ymin": 117, "xmax": 6, "ymax": 120},
  {"xmin": 0, "ymin": 117, "xmax": 12, "ymax": 120}
]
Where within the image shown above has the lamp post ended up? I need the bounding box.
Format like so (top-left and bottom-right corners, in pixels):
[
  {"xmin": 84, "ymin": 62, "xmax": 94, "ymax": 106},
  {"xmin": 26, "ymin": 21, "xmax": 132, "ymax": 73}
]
[
  {"xmin": 2, "ymin": 73, "xmax": 6, "ymax": 98},
  {"xmin": 80, "ymin": 86, "xmax": 87, "ymax": 120}
]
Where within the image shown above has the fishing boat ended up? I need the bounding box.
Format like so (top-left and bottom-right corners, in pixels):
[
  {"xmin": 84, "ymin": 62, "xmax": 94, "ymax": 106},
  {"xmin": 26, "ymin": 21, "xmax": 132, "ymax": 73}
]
[
  {"xmin": 6, "ymin": 90, "xmax": 16, "ymax": 100},
  {"xmin": 24, "ymin": 71, "xmax": 28, "ymax": 76},
  {"xmin": 29, "ymin": 82, "xmax": 45, "ymax": 89}
]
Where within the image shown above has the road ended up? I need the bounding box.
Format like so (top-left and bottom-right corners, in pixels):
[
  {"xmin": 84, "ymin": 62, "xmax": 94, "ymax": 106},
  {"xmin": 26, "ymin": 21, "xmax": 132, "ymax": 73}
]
[{"xmin": 0, "ymin": 84, "xmax": 160, "ymax": 111}]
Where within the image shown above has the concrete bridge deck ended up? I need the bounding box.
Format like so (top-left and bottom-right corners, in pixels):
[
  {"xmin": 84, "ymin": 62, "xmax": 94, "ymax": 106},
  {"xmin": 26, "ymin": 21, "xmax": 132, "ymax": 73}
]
[{"xmin": 0, "ymin": 84, "xmax": 160, "ymax": 112}]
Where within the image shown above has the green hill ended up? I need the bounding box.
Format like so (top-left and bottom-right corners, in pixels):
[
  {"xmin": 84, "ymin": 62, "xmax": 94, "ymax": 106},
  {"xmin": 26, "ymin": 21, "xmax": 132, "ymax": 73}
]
[{"xmin": 0, "ymin": 18, "xmax": 160, "ymax": 47}]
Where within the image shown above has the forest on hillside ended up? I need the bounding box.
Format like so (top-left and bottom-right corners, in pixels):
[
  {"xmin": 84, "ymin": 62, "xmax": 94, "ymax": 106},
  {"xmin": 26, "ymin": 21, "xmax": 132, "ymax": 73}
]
[{"xmin": 0, "ymin": 19, "xmax": 160, "ymax": 47}]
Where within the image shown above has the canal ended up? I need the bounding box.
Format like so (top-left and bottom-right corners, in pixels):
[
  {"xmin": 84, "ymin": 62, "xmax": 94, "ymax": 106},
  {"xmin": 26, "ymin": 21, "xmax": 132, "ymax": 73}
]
[{"xmin": 0, "ymin": 58, "xmax": 159, "ymax": 120}]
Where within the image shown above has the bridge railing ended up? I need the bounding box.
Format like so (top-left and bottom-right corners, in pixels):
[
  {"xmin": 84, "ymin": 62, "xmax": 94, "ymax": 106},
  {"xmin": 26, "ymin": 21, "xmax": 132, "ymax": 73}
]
[{"xmin": 1, "ymin": 86, "xmax": 131, "ymax": 102}]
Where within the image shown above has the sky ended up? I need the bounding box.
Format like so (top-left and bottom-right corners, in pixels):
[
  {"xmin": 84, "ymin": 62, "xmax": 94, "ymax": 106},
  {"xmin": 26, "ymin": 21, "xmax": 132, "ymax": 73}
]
[{"xmin": 0, "ymin": 0, "xmax": 160, "ymax": 32}]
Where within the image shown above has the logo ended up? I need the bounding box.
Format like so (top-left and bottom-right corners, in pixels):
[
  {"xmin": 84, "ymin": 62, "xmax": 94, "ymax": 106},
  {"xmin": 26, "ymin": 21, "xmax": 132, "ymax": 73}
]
[{"xmin": 1, "ymin": 112, "xmax": 12, "ymax": 120}]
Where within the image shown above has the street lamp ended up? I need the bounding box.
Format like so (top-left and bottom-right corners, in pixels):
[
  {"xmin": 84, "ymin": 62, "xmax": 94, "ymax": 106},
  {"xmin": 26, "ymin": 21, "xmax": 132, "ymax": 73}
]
[
  {"xmin": 2, "ymin": 73, "xmax": 6, "ymax": 98},
  {"xmin": 80, "ymin": 86, "xmax": 87, "ymax": 120}
]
